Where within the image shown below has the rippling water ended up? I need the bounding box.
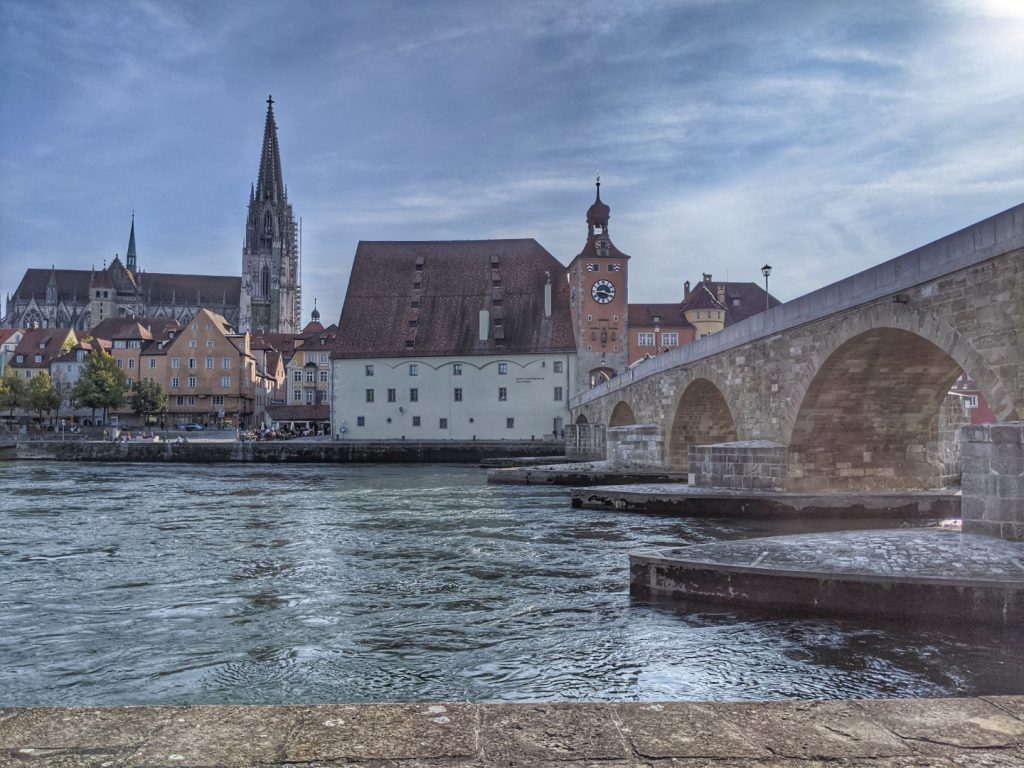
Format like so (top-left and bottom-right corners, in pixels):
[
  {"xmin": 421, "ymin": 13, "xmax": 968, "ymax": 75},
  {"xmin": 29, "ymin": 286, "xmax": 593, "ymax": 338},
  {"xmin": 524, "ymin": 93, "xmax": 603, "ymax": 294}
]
[{"xmin": 1, "ymin": 461, "xmax": 1021, "ymax": 706}]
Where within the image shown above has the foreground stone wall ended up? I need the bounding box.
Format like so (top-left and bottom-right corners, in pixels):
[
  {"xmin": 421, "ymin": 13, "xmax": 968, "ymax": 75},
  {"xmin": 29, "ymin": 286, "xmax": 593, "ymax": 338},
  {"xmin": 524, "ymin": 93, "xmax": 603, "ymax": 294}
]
[
  {"xmin": 606, "ymin": 424, "xmax": 663, "ymax": 467},
  {"xmin": 688, "ymin": 440, "xmax": 788, "ymax": 491},
  {"xmin": 962, "ymin": 421, "xmax": 1024, "ymax": 541}
]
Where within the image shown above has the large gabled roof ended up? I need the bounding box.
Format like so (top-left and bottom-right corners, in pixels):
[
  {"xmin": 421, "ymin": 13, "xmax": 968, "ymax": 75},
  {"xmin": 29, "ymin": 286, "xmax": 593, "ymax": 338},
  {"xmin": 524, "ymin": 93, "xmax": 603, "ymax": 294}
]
[{"xmin": 333, "ymin": 239, "xmax": 575, "ymax": 359}]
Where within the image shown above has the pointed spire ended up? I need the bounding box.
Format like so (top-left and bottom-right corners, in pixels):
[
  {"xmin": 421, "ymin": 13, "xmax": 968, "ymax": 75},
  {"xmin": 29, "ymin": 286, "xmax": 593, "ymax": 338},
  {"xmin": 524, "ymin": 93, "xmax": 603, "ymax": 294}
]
[
  {"xmin": 126, "ymin": 212, "xmax": 137, "ymax": 272},
  {"xmin": 255, "ymin": 95, "xmax": 286, "ymax": 204}
]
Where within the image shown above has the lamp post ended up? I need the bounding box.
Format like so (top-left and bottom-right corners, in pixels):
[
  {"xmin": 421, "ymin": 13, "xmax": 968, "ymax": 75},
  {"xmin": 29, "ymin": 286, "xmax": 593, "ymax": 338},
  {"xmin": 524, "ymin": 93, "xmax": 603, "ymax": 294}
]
[{"xmin": 761, "ymin": 264, "xmax": 772, "ymax": 312}]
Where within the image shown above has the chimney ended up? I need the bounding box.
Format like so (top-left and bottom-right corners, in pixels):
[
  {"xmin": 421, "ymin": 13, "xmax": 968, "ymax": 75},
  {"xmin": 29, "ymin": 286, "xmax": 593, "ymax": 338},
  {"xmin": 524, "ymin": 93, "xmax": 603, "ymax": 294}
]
[
  {"xmin": 479, "ymin": 309, "xmax": 489, "ymax": 341},
  {"xmin": 702, "ymin": 273, "xmax": 712, "ymax": 283},
  {"xmin": 683, "ymin": 280, "xmax": 690, "ymax": 298},
  {"xmin": 543, "ymin": 272, "xmax": 552, "ymax": 318},
  {"xmin": 717, "ymin": 285, "xmax": 726, "ymax": 305}
]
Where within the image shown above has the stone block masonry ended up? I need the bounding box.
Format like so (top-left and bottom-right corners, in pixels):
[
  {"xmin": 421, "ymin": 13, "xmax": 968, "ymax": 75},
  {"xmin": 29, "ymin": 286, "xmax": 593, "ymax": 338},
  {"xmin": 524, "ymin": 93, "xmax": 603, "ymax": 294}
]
[
  {"xmin": 962, "ymin": 421, "xmax": 1024, "ymax": 541},
  {"xmin": 689, "ymin": 440, "xmax": 788, "ymax": 491},
  {"xmin": 606, "ymin": 423, "xmax": 663, "ymax": 467}
]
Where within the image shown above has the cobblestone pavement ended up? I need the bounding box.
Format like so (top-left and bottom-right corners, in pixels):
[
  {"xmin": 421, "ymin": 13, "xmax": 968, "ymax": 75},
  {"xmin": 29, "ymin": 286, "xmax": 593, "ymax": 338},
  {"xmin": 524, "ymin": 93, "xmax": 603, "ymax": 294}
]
[
  {"xmin": 652, "ymin": 529, "xmax": 1024, "ymax": 583},
  {"xmin": 0, "ymin": 697, "xmax": 1021, "ymax": 766}
]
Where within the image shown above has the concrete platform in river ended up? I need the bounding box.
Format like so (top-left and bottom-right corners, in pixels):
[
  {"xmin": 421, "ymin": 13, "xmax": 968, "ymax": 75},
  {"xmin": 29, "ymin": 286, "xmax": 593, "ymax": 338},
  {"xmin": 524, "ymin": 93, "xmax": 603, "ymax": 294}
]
[
  {"xmin": 487, "ymin": 460, "xmax": 689, "ymax": 486},
  {"xmin": 573, "ymin": 482, "xmax": 959, "ymax": 519},
  {"xmin": 1, "ymin": 697, "xmax": 1022, "ymax": 765},
  {"xmin": 631, "ymin": 529, "xmax": 1024, "ymax": 625}
]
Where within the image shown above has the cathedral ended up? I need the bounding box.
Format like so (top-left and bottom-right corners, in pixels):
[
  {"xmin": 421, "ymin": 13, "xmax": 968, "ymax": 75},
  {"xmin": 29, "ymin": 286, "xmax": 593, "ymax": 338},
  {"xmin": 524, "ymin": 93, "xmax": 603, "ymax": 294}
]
[{"xmin": 3, "ymin": 98, "xmax": 300, "ymax": 335}]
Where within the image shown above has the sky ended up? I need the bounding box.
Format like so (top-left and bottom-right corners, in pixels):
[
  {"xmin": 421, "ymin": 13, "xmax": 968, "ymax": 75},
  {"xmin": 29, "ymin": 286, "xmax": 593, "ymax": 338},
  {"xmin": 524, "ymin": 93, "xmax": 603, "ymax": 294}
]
[{"xmin": 1, "ymin": 0, "xmax": 1022, "ymax": 325}]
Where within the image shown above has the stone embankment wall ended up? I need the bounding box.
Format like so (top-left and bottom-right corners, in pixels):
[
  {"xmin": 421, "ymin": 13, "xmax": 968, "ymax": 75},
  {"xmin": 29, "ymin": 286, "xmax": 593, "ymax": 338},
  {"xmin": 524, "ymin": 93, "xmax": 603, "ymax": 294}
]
[
  {"xmin": 962, "ymin": 422, "xmax": 1024, "ymax": 541},
  {"xmin": 565, "ymin": 423, "xmax": 605, "ymax": 461},
  {"xmin": 934, "ymin": 393, "xmax": 969, "ymax": 487},
  {"xmin": 688, "ymin": 441, "xmax": 788, "ymax": 491},
  {"xmin": 14, "ymin": 440, "xmax": 565, "ymax": 464},
  {"xmin": 606, "ymin": 424, "xmax": 663, "ymax": 466}
]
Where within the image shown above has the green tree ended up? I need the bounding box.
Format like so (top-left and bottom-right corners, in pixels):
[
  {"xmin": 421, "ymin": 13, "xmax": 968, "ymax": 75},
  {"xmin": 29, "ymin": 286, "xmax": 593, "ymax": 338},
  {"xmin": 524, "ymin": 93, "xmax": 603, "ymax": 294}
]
[
  {"xmin": 72, "ymin": 350, "xmax": 127, "ymax": 424},
  {"xmin": 132, "ymin": 378, "xmax": 168, "ymax": 423},
  {"xmin": 27, "ymin": 372, "xmax": 62, "ymax": 423},
  {"xmin": 0, "ymin": 369, "xmax": 26, "ymax": 421}
]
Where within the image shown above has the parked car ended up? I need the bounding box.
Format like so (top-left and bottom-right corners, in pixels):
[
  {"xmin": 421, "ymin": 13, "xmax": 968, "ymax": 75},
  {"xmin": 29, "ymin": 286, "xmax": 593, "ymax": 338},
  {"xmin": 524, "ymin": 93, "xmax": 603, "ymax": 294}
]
[{"xmin": 181, "ymin": 423, "xmax": 206, "ymax": 431}]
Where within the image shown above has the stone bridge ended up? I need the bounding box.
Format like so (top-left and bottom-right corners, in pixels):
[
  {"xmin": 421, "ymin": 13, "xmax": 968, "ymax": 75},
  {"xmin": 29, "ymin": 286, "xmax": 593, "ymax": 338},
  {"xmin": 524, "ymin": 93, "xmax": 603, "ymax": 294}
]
[{"xmin": 570, "ymin": 204, "xmax": 1023, "ymax": 494}]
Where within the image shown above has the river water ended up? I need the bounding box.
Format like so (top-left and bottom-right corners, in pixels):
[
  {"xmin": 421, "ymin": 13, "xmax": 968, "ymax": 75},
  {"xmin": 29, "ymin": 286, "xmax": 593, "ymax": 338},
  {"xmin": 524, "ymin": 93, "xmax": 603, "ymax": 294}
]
[{"xmin": 1, "ymin": 461, "xmax": 1021, "ymax": 706}]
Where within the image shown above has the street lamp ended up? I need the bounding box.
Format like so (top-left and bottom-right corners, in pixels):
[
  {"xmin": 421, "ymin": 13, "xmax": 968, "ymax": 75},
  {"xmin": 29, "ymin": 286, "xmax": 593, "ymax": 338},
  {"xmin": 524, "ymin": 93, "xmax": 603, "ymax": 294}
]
[{"xmin": 761, "ymin": 264, "xmax": 772, "ymax": 312}]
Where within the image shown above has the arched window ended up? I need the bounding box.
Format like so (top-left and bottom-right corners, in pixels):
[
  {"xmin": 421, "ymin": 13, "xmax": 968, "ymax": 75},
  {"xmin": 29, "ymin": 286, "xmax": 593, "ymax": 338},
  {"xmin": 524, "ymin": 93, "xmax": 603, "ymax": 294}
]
[
  {"xmin": 263, "ymin": 211, "xmax": 272, "ymax": 234},
  {"xmin": 261, "ymin": 265, "xmax": 271, "ymax": 298}
]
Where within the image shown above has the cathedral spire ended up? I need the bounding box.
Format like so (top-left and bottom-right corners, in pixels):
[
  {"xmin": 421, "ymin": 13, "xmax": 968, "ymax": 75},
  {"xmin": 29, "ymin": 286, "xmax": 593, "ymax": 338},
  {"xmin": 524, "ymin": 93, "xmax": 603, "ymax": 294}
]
[
  {"xmin": 255, "ymin": 94, "xmax": 285, "ymax": 204},
  {"xmin": 126, "ymin": 212, "xmax": 137, "ymax": 272}
]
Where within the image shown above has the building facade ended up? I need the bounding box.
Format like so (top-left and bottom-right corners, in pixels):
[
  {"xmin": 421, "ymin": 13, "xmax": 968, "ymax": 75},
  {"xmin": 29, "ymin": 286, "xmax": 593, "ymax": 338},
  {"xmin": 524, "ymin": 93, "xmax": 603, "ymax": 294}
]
[
  {"xmin": 239, "ymin": 96, "xmax": 301, "ymax": 335},
  {"xmin": 331, "ymin": 239, "xmax": 577, "ymax": 440}
]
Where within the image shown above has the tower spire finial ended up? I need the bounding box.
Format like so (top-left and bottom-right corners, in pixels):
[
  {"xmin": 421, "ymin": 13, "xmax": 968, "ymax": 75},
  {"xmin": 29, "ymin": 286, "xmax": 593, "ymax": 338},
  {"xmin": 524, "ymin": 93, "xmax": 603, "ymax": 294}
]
[
  {"xmin": 126, "ymin": 212, "xmax": 138, "ymax": 272},
  {"xmin": 267, "ymin": 93, "xmax": 273, "ymax": 107}
]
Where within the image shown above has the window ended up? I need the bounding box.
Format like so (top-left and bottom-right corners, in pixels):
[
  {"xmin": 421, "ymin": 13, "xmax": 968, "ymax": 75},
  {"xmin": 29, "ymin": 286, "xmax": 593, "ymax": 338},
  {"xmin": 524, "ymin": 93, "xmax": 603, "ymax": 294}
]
[
  {"xmin": 412, "ymin": 416, "xmax": 421, "ymax": 427},
  {"xmin": 187, "ymin": 376, "xmax": 196, "ymax": 388},
  {"xmin": 498, "ymin": 362, "xmax": 508, "ymax": 375},
  {"xmin": 176, "ymin": 396, "xmax": 184, "ymax": 405},
  {"xmin": 306, "ymin": 390, "xmax": 314, "ymax": 403},
  {"xmin": 171, "ymin": 377, "xmax": 179, "ymax": 388},
  {"xmin": 365, "ymin": 364, "xmax": 374, "ymax": 376},
  {"xmin": 126, "ymin": 377, "xmax": 134, "ymax": 387},
  {"xmin": 188, "ymin": 358, "xmax": 196, "ymax": 369},
  {"xmin": 222, "ymin": 376, "xmax": 231, "ymax": 388},
  {"xmin": 212, "ymin": 396, "xmax": 224, "ymax": 406},
  {"xmin": 116, "ymin": 359, "xmax": 123, "ymax": 368},
  {"xmin": 506, "ymin": 417, "xmax": 515, "ymax": 429},
  {"xmin": 409, "ymin": 388, "xmax": 418, "ymax": 402},
  {"xmin": 553, "ymin": 361, "xmax": 563, "ymax": 373},
  {"xmin": 662, "ymin": 332, "xmax": 679, "ymax": 347},
  {"xmin": 965, "ymin": 395, "xmax": 979, "ymax": 408},
  {"xmin": 409, "ymin": 364, "xmax": 418, "ymax": 376},
  {"xmin": 293, "ymin": 390, "xmax": 302, "ymax": 401},
  {"xmin": 439, "ymin": 418, "xmax": 448, "ymax": 429},
  {"xmin": 306, "ymin": 370, "xmax": 315, "ymax": 382},
  {"xmin": 638, "ymin": 332, "xmax": 655, "ymax": 346},
  {"xmin": 305, "ymin": 352, "xmax": 315, "ymax": 365},
  {"xmin": 206, "ymin": 357, "xmax": 214, "ymax": 369},
  {"xmin": 293, "ymin": 370, "xmax": 302, "ymax": 382},
  {"xmin": 171, "ymin": 357, "xmax": 180, "ymax": 369},
  {"xmin": 554, "ymin": 386, "xmax": 563, "ymax": 401},
  {"xmin": 219, "ymin": 357, "xmax": 228, "ymax": 370},
  {"xmin": 498, "ymin": 387, "xmax": 507, "ymax": 401},
  {"xmin": 320, "ymin": 352, "xmax": 328, "ymax": 363},
  {"xmin": 387, "ymin": 388, "xmax": 396, "ymax": 402},
  {"xmin": 319, "ymin": 370, "xmax": 328, "ymax": 383},
  {"xmin": 189, "ymin": 340, "xmax": 197, "ymax": 348},
  {"xmin": 366, "ymin": 389, "xmax": 374, "ymax": 403},
  {"xmin": 452, "ymin": 363, "xmax": 462, "ymax": 376},
  {"xmin": 454, "ymin": 388, "xmax": 463, "ymax": 402},
  {"xmin": 113, "ymin": 340, "xmax": 126, "ymax": 349},
  {"xmin": 357, "ymin": 416, "xmax": 365, "ymax": 427},
  {"xmin": 128, "ymin": 358, "xmax": 135, "ymax": 369},
  {"xmin": 206, "ymin": 340, "xmax": 214, "ymax": 348},
  {"xmin": 148, "ymin": 359, "xmax": 157, "ymax": 369}
]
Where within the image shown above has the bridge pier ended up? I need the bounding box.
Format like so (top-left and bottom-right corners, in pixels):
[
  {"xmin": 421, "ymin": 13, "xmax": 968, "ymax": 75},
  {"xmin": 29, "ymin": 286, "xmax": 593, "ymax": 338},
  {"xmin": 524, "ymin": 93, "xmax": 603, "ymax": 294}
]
[{"xmin": 962, "ymin": 422, "xmax": 1024, "ymax": 541}]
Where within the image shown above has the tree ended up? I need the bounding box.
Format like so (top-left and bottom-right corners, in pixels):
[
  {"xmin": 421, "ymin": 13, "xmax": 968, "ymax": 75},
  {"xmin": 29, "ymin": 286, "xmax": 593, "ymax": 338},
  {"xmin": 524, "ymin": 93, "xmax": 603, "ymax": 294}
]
[
  {"xmin": 0, "ymin": 369, "xmax": 26, "ymax": 421},
  {"xmin": 132, "ymin": 378, "xmax": 168, "ymax": 423},
  {"xmin": 27, "ymin": 372, "xmax": 62, "ymax": 423},
  {"xmin": 72, "ymin": 350, "xmax": 127, "ymax": 424}
]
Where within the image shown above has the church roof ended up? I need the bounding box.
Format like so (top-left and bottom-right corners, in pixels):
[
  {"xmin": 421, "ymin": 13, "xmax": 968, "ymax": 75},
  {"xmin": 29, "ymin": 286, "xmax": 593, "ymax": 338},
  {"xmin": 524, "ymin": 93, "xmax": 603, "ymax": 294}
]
[
  {"xmin": 333, "ymin": 239, "xmax": 575, "ymax": 359},
  {"xmin": 12, "ymin": 269, "xmax": 91, "ymax": 302},
  {"xmin": 139, "ymin": 273, "xmax": 241, "ymax": 306}
]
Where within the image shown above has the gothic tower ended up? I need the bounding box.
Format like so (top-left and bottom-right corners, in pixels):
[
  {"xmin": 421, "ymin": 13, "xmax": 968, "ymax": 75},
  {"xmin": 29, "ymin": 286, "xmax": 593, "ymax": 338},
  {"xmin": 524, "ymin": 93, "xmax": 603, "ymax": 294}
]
[
  {"xmin": 240, "ymin": 95, "xmax": 301, "ymax": 334},
  {"xmin": 567, "ymin": 177, "xmax": 630, "ymax": 393}
]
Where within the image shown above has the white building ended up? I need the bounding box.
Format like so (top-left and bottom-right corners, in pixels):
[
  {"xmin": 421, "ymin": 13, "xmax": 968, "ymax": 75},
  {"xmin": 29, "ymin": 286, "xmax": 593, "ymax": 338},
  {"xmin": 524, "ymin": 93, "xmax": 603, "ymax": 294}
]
[{"xmin": 330, "ymin": 239, "xmax": 577, "ymax": 441}]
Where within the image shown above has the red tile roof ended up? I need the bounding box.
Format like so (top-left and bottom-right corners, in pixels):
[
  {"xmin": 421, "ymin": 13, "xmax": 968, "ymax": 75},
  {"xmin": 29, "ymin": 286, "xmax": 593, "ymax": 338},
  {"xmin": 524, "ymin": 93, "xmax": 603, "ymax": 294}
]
[
  {"xmin": 333, "ymin": 239, "xmax": 575, "ymax": 359},
  {"xmin": 11, "ymin": 328, "xmax": 76, "ymax": 368}
]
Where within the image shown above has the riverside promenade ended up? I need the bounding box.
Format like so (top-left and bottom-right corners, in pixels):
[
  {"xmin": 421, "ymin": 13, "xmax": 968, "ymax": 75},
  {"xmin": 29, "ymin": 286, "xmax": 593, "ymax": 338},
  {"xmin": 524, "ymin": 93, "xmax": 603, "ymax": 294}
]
[{"xmin": 2, "ymin": 697, "xmax": 1022, "ymax": 766}]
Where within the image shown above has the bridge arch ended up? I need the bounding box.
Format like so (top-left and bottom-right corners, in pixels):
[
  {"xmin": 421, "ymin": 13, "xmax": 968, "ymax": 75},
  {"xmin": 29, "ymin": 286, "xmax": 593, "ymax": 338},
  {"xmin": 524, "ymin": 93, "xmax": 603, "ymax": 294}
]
[
  {"xmin": 574, "ymin": 413, "xmax": 589, "ymax": 425},
  {"xmin": 609, "ymin": 401, "xmax": 637, "ymax": 427},
  {"xmin": 667, "ymin": 377, "xmax": 738, "ymax": 469},
  {"xmin": 786, "ymin": 305, "xmax": 1002, "ymax": 491}
]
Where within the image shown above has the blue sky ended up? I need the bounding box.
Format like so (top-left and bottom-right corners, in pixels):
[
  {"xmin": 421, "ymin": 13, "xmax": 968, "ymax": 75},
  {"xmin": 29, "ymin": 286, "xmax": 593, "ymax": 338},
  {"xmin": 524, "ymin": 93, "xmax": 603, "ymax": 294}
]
[{"xmin": 2, "ymin": 0, "xmax": 1022, "ymax": 325}]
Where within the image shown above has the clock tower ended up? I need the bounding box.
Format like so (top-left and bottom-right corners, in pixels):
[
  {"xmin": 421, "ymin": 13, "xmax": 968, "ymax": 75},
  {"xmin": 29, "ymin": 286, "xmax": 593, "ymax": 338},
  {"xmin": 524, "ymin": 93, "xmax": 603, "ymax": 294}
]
[{"xmin": 567, "ymin": 177, "xmax": 630, "ymax": 394}]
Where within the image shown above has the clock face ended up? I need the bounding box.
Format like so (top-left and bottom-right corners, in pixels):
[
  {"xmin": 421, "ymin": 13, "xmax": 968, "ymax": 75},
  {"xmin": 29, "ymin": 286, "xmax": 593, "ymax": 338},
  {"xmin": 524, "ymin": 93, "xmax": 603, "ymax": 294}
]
[{"xmin": 591, "ymin": 279, "xmax": 615, "ymax": 304}]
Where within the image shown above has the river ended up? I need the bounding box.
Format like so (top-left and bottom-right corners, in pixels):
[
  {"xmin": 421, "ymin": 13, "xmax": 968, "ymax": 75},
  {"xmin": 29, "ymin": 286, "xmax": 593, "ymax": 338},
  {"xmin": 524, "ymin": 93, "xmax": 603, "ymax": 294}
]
[{"xmin": 1, "ymin": 462, "xmax": 1020, "ymax": 706}]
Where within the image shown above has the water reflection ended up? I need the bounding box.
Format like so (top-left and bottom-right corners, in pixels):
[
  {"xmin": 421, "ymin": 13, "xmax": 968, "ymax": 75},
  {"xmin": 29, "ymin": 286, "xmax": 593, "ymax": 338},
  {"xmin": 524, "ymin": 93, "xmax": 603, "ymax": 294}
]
[{"xmin": 0, "ymin": 461, "xmax": 1020, "ymax": 707}]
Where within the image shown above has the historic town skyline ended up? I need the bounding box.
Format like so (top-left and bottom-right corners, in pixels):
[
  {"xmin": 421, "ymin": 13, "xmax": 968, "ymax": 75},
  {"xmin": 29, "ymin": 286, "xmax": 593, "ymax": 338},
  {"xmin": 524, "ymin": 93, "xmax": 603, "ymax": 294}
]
[{"xmin": 2, "ymin": 0, "xmax": 1023, "ymax": 324}]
